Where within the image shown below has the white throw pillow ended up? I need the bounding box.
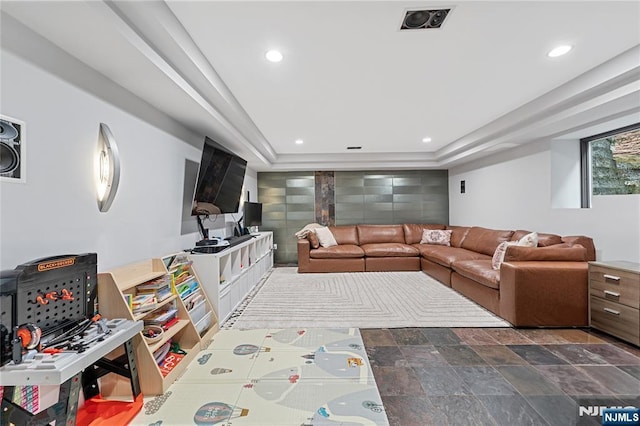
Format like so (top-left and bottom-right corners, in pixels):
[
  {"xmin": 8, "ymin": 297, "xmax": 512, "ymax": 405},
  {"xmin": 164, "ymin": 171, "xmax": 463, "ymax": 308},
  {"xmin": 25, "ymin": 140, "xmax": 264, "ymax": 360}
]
[
  {"xmin": 517, "ymin": 232, "xmax": 538, "ymax": 247},
  {"xmin": 420, "ymin": 229, "xmax": 452, "ymax": 246},
  {"xmin": 492, "ymin": 241, "xmax": 517, "ymax": 270},
  {"xmin": 315, "ymin": 227, "xmax": 338, "ymax": 248},
  {"xmin": 492, "ymin": 232, "xmax": 539, "ymax": 270}
]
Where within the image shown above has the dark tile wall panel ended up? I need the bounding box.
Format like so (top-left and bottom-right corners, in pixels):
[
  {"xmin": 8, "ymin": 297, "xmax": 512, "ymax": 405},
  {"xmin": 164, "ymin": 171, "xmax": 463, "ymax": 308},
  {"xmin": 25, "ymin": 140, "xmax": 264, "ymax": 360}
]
[
  {"xmin": 335, "ymin": 170, "xmax": 449, "ymax": 226},
  {"xmin": 258, "ymin": 172, "xmax": 315, "ymax": 264},
  {"xmin": 258, "ymin": 169, "xmax": 448, "ymax": 264}
]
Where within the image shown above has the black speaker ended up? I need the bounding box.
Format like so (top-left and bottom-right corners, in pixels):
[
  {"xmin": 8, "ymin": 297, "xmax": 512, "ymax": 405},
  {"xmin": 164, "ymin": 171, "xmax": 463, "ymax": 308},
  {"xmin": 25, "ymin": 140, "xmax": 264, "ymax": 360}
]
[{"xmin": 0, "ymin": 118, "xmax": 22, "ymax": 180}]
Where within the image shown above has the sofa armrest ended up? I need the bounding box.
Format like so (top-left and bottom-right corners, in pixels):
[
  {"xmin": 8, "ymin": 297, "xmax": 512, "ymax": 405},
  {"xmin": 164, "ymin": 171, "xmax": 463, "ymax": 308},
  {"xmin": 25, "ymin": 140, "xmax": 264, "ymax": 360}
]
[
  {"xmin": 499, "ymin": 261, "xmax": 588, "ymax": 327},
  {"xmin": 297, "ymin": 239, "xmax": 311, "ymax": 272}
]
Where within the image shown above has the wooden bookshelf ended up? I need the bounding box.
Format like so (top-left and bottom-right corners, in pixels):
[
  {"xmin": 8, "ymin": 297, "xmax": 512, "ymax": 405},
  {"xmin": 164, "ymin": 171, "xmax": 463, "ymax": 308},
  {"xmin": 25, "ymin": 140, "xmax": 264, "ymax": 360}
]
[{"xmin": 97, "ymin": 254, "xmax": 219, "ymax": 396}]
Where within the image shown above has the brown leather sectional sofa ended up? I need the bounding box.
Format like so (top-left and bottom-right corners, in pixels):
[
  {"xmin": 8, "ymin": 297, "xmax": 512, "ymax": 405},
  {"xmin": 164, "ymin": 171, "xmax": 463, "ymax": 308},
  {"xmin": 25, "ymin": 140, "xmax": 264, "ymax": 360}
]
[{"xmin": 297, "ymin": 224, "xmax": 595, "ymax": 327}]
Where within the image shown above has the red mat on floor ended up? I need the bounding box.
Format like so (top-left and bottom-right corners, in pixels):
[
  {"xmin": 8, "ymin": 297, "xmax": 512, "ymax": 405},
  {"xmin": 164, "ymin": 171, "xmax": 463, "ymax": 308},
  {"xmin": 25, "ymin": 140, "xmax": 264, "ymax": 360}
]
[{"xmin": 76, "ymin": 394, "xmax": 143, "ymax": 426}]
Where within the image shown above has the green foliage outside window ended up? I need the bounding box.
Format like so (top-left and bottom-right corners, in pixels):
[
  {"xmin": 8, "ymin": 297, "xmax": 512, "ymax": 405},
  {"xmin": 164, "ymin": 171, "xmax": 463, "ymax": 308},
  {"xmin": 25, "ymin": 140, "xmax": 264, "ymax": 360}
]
[{"xmin": 590, "ymin": 128, "xmax": 640, "ymax": 195}]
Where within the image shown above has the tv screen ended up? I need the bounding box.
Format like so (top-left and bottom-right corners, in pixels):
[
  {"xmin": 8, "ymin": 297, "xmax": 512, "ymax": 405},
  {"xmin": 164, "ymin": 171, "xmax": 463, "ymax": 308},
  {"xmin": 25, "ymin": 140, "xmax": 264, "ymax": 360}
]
[
  {"xmin": 192, "ymin": 137, "xmax": 247, "ymax": 214},
  {"xmin": 243, "ymin": 202, "xmax": 262, "ymax": 227}
]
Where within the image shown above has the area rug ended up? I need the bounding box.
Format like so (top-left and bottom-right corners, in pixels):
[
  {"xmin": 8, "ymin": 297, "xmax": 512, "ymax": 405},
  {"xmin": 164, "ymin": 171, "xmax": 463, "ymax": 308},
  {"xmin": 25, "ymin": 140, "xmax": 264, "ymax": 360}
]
[
  {"xmin": 130, "ymin": 328, "xmax": 389, "ymax": 425},
  {"xmin": 231, "ymin": 268, "xmax": 510, "ymax": 329}
]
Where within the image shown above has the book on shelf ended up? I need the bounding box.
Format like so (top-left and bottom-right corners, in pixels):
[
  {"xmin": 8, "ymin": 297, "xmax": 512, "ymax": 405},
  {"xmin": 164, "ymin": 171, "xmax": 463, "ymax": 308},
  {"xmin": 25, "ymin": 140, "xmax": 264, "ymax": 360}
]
[
  {"xmin": 159, "ymin": 352, "xmax": 185, "ymax": 377},
  {"xmin": 132, "ymin": 293, "xmax": 157, "ymax": 314},
  {"xmin": 144, "ymin": 307, "xmax": 178, "ymax": 326},
  {"xmin": 136, "ymin": 275, "xmax": 171, "ymax": 291}
]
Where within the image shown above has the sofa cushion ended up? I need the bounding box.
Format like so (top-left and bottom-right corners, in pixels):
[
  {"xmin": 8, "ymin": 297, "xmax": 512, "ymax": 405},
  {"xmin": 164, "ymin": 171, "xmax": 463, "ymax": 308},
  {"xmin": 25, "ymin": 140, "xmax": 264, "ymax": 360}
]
[
  {"xmin": 504, "ymin": 244, "xmax": 587, "ymax": 262},
  {"xmin": 361, "ymin": 243, "xmax": 419, "ymax": 257},
  {"xmin": 562, "ymin": 236, "xmax": 596, "ymax": 261},
  {"xmin": 416, "ymin": 245, "xmax": 490, "ymax": 267},
  {"xmin": 446, "ymin": 226, "xmax": 471, "ymax": 248},
  {"xmin": 511, "ymin": 230, "xmax": 562, "ymax": 247},
  {"xmin": 310, "ymin": 245, "xmax": 365, "ymax": 259},
  {"xmin": 403, "ymin": 223, "xmax": 446, "ymax": 244},
  {"xmin": 452, "ymin": 260, "xmax": 500, "ymax": 290},
  {"xmin": 461, "ymin": 227, "xmax": 514, "ymax": 256},
  {"xmin": 357, "ymin": 225, "xmax": 405, "ymax": 245},
  {"xmin": 329, "ymin": 226, "xmax": 359, "ymax": 245}
]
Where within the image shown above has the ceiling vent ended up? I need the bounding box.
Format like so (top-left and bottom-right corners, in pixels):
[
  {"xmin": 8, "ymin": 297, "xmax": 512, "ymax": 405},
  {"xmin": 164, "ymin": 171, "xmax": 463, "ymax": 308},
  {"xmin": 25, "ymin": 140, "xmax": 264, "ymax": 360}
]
[
  {"xmin": 401, "ymin": 9, "xmax": 451, "ymax": 30},
  {"xmin": 346, "ymin": 146, "xmax": 362, "ymax": 150}
]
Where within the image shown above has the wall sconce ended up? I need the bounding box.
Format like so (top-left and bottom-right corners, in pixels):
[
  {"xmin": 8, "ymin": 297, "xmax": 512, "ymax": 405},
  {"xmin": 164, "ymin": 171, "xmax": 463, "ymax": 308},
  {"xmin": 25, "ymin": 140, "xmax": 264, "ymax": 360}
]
[{"xmin": 95, "ymin": 123, "xmax": 120, "ymax": 212}]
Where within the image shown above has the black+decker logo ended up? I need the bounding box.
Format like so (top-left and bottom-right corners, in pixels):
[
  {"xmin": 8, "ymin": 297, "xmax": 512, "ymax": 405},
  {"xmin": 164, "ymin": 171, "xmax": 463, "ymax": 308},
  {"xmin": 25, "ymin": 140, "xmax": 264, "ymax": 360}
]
[{"xmin": 37, "ymin": 257, "xmax": 76, "ymax": 272}]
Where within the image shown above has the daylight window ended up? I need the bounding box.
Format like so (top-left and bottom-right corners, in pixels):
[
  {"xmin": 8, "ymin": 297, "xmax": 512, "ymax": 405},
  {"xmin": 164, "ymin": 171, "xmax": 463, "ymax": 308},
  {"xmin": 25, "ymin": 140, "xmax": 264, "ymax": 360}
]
[{"xmin": 581, "ymin": 123, "xmax": 640, "ymax": 207}]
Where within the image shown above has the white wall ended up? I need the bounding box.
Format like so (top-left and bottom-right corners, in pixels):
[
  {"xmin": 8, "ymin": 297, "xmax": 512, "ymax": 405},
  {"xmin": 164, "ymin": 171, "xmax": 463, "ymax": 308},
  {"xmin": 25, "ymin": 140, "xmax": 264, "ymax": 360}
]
[
  {"xmin": 0, "ymin": 50, "xmax": 257, "ymax": 271},
  {"xmin": 449, "ymin": 141, "xmax": 640, "ymax": 262}
]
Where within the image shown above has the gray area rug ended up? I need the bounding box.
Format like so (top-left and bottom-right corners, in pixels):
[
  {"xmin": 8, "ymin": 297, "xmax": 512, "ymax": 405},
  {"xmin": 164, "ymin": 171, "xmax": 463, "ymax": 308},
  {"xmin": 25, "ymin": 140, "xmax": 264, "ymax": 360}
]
[{"xmin": 231, "ymin": 267, "xmax": 510, "ymax": 329}]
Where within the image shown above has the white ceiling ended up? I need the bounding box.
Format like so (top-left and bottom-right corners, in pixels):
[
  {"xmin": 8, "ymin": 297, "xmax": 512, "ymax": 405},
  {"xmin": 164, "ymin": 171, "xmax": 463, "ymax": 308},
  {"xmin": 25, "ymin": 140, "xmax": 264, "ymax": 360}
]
[{"xmin": 2, "ymin": 1, "xmax": 639, "ymax": 171}]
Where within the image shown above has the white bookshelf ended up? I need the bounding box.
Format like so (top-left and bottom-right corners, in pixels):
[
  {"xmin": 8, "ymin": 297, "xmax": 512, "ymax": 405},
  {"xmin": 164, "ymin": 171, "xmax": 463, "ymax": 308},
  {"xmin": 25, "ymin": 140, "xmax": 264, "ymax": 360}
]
[{"xmin": 189, "ymin": 232, "xmax": 273, "ymax": 324}]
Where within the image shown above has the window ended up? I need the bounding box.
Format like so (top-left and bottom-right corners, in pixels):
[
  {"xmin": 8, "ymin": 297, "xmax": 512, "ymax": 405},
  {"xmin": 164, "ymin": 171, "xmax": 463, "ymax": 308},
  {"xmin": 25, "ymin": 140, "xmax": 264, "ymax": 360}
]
[{"xmin": 581, "ymin": 123, "xmax": 640, "ymax": 207}]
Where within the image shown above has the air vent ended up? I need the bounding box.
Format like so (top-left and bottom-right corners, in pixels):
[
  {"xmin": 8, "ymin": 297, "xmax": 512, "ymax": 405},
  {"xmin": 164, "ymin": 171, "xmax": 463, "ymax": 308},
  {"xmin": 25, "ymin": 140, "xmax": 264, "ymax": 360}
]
[
  {"xmin": 401, "ymin": 9, "xmax": 451, "ymax": 30},
  {"xmin": 346, "ymin": 146, "xmax": 362, "ymax": 150}
]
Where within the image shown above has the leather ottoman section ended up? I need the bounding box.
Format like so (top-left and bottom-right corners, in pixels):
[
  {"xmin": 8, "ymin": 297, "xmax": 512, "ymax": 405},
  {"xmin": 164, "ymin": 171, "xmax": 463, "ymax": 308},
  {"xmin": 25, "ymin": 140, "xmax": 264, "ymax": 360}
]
[
  {"xmin": 417, "ymin": 245, "xmax": 489, "ymax": 268},
  {"xmin": 361, "ymin": 243, "xmax": 419, "ymax": 257},
  {"xmin": 421, "ymin": 258, "xmax": 452, "ymax": 286},
  {"xmin": 452, "ymin": 260, "xmax": 500, "ymax": 290},
  {"xmin": 304, "ymin": 258, "xmax": 365, "ymax": 273},
  {"xmin": 366, "ymin": 257, "xmax": 420, "ymax": 272},
  {"xmin": 451, "ymin": 272, "xmax": 501, "ymax": 316},
  {"xmin": 310, "ymin": 245, "xmax": 364, "ymax": 259}
]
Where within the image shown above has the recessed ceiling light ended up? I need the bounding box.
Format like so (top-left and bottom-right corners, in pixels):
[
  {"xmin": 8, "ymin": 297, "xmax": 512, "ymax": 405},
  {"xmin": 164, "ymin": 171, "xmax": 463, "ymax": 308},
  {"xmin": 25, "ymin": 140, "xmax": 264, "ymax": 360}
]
[
  {"xmin": 295, "ymin": 139, "xmax": 304, "ymax": 145},
  {"xmin": 265, "ymin": 50, "xmax": 283, "ymax": 62},
  {"xmin": 422, "ymin": 137, "xmax": 432, "ymax": 143},
  {"xmin": 547, "ymin": 45, "xmax": 572, "ymax": 58}
]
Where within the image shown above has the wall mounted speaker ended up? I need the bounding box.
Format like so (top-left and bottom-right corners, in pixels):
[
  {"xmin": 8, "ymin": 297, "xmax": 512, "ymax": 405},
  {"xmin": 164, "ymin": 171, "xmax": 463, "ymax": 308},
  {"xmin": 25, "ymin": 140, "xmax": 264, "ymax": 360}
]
[{"xmin": 0, "ymin": 117, "xmax": 23, "ymax": 181}]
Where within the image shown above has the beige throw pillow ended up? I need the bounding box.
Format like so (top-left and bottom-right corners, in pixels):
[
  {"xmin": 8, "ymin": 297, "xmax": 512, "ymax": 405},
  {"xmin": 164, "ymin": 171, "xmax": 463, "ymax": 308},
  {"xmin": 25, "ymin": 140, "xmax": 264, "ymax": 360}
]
[
  {"xmin": 315, "ymin": 227, "xmax": 338, "ymax": 248},
  {"xmin": 420, "ymin": 229, "xmax": 452, "ymax": 246}
]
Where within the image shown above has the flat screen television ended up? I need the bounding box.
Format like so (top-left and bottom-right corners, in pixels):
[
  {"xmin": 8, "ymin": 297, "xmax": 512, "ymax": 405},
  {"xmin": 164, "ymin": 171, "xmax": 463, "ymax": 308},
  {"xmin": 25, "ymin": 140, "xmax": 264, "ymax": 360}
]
[
  {"xmin": 192, "ymin": 137, "xmax": 247, "ymax": 215},
  {"xmin": 243, "ymin": 202, "xmax": 262, "ymax": 227}
]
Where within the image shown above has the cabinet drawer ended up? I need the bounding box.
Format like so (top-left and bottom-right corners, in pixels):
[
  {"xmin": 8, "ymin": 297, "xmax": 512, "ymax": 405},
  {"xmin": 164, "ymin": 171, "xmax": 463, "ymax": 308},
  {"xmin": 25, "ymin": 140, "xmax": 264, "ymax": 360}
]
[
  {"xmin": 590, "ymin": 296, "xmax": 639, "ymax": 345},
  {"xmin": 589, "ymin": 265, "xmax": 639, "ymax": 309}
]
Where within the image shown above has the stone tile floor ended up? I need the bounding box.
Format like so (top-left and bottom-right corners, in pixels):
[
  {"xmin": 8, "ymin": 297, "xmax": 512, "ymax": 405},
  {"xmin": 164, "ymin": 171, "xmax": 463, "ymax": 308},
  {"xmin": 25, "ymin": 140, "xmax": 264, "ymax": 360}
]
[{"xmin": 361, "ymin": 327, "xmax": 640, "ymax": 426}]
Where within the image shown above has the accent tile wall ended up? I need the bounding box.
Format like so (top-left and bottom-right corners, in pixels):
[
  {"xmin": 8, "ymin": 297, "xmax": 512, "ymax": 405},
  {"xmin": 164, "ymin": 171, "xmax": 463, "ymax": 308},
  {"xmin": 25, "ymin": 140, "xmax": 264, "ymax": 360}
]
[{"xmin": 258, "ymin": 170, "xmax": 448, "ymax": 264}]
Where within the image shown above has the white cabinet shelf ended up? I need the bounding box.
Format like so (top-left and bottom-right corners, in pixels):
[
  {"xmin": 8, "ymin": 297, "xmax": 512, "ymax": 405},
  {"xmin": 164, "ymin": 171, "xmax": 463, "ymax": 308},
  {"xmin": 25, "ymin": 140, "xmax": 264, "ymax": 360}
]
[{"xmin": 190, "ymin": 232, "xmax": 273, "ymax": 324}]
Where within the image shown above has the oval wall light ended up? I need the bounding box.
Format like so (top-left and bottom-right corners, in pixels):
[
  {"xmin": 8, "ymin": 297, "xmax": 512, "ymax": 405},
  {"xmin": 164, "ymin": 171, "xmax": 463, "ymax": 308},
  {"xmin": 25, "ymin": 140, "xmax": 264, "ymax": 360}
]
[{"xmin": 96, "ymin": 123, "xmax": 120, "ymax": 212}]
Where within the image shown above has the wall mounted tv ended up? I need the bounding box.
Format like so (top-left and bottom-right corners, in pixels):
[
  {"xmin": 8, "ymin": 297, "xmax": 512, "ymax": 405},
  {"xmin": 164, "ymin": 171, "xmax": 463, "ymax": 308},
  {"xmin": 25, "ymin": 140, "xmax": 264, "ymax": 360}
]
[{"xmin": 192, "ymin": 137, "xmax": 247, "ymax": 215}]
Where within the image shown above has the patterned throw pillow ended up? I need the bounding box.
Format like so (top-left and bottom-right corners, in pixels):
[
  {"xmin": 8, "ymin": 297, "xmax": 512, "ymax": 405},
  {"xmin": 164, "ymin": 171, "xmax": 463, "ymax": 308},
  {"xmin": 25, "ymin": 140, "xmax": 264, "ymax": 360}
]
[
  {"xmin": 492, "ymin": 241, "xmax": 517, "ymax": 270},
  {"xmin": 307, "ymin": 231, "xmax": 320, "ymax": 249},
  {"xmin": 315, "ymin": 227, "xmax": 338, "ymax": 248},
  {"xmin": 420, "ymin": 229, "xmax": 453, "ymax": 246}
]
